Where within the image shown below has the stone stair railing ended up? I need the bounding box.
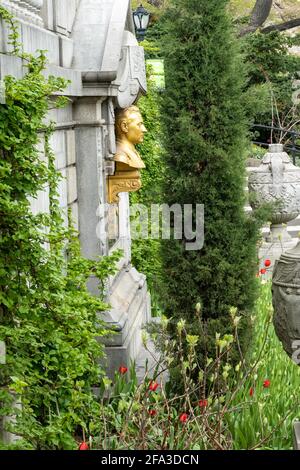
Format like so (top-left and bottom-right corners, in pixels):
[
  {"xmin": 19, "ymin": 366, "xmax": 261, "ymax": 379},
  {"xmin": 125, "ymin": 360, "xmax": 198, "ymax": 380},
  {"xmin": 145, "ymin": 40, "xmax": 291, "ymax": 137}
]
[{"xmin": 0, "ymin": 0, "xmax": 44, "ymax": 27}]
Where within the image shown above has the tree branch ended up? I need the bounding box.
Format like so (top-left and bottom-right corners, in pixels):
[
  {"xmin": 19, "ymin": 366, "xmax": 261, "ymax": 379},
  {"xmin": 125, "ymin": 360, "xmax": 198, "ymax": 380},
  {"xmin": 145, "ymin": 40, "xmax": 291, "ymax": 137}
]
[
  {"xmin": 261, "ymin": 17, "xmax": 300, "ymax": 33},
  {"xmin": 146, "ymin": 0, "xmax": 165, "ymax": 7},
  {"xmin": 250, "ymin": 0, "xmax": 273, "ymax": 27},
  {"xmin": 239, "ymin": 0, "xmax": 273, "ymax": 37}
]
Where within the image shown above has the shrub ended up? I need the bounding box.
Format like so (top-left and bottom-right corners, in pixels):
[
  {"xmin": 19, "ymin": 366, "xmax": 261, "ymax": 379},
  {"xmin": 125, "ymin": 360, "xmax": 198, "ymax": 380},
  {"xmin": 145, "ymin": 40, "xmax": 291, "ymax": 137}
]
[{"xmin": 158, "ymin": 0, "xmax": 266, "ymax": 366}]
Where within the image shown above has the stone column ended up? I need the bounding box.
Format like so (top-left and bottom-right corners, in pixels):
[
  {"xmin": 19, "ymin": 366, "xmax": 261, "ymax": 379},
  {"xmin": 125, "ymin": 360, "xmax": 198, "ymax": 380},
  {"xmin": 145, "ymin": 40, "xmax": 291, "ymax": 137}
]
[
  {"xmin": 74, "ymin": 97, "xmax": 108, "ymax": 268},
  {"xmin": 1, "ymin": 0, "xmax": 44, "ymax": 27}
]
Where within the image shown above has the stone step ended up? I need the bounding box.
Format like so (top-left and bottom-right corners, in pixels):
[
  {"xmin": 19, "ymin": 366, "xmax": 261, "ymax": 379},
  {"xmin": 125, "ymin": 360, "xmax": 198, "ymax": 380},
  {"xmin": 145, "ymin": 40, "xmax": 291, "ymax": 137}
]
[
  {"xmin": 261, "ymin": 226, "xmax": 300, "ymax": 237},
  {"xmin": 287, "ymin": 226, "xmax": 300, "ymax": 238},
  {"xmin": 288, "ymin": 216, "xmax": 300, "ymax": 227}
]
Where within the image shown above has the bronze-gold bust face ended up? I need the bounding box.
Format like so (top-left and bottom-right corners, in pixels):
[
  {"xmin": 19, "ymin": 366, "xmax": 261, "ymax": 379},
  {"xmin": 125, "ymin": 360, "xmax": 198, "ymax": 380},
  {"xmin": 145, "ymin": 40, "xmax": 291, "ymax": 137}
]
[{"xmin": 118, "ymin": 109, "xmax": 146, "ymax": 145}]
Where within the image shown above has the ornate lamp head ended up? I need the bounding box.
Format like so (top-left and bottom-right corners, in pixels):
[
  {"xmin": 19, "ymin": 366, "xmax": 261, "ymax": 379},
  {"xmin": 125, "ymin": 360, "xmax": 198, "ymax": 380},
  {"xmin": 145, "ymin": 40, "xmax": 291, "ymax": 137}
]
[{"xmin": 132, "ymin": 4, "xmax": 151, "ymax": 42}]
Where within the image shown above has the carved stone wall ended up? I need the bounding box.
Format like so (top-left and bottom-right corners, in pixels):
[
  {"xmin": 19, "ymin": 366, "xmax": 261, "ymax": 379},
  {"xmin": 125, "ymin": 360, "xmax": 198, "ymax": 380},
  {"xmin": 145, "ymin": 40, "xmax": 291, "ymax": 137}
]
[
  {"xmin": 1, "ymin": 0, "xmax": 44, "ymax": 26},
  {"xmin": 41, "ymin": 0, "xmax": 78, "ymax": 36}
]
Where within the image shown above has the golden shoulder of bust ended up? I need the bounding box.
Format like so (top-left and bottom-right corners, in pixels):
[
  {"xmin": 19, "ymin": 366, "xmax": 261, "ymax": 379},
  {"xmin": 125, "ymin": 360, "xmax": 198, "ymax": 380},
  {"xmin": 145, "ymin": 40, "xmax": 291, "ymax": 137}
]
[{"xmin": 114, "ymin": 142, "xmax": 146, "ymax": 169}]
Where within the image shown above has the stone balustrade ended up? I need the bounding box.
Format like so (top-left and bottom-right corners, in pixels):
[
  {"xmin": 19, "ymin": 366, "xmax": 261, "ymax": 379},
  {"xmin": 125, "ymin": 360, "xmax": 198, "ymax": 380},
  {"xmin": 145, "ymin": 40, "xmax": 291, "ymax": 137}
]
[{"xmin": 1, "ymin": 0, "xmax": 44, "ymax": 27}]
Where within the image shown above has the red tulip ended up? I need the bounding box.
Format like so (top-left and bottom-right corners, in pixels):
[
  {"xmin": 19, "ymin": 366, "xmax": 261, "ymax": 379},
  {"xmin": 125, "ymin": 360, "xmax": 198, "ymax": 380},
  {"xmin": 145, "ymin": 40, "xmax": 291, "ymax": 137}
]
[
  {"xmin": 264, "ymin": 259, "xmax": 271, "ymax": 267},
  {"xmin": 78, "ymin": 442, "xmax": 89, "ymax": 450},
  {"xmin": 119, "ymin": 365, "xmax": 128, "ymax": 374},
  {"xmin": 260, "ymin": 268, "xmax": 266, "ymax": 275},
  {"xmin": 148, "ymin": 409, "xmax": 157, "ymax": 416},
  {"xmin": 199, "ymin": 399, "xmax": 208, "ymax": 408},
  {"xmin": 149, "ymin": 381, "xmax": 159, "ymax": 392},
  {"xmin": 249, "ymin": 387, "xmax": 254, "ymax": 397},
  {"xmin": 263, "ymin": 379, "xmax": 271, "ymax": 388},
  {"xmin": 179, "ymin": 413, "xmax": 189, "ymax": 423}
]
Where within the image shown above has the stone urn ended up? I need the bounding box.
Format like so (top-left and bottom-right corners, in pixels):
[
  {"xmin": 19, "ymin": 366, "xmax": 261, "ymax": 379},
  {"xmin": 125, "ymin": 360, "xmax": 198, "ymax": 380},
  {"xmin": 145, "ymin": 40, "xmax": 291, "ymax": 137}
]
[
  {"xmin": 272, "ymin": 242, "xmax": 300, "ymax": 360},
  {"xmin": 248, "ymin": 143, "xmax": 300, "ymax": 239}
]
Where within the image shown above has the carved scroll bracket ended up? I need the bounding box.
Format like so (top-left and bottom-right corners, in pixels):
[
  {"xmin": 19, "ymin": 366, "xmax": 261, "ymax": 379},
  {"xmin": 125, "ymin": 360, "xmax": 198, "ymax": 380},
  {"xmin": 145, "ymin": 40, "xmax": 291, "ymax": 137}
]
[{"xmin": 107, "ymin": 164, "xmax": 141, "ymax": 204}]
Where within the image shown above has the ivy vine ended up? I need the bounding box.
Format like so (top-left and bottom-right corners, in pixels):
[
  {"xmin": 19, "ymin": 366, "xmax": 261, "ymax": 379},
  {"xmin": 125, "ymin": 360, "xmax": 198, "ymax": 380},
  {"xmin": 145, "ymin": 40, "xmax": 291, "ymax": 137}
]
[{"xmin": 0, "ymin": 6, "xmax": 120, "ymax": 449}]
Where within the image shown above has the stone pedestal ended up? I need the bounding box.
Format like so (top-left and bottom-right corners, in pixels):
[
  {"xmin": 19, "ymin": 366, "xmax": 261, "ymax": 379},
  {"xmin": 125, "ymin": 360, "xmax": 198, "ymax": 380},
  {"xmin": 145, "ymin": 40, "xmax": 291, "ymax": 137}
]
[
  {"xmin": 100, "ymin": 266, "xmax": 151, "ymax": 378},
  {"xmin": 259, "ymin": 225, "xmax": 298, "ymax": 280}
]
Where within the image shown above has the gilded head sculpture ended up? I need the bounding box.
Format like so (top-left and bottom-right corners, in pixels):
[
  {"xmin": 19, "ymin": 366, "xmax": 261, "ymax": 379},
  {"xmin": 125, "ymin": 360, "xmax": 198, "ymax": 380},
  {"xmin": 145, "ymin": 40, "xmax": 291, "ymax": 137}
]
[
  {"xmin": 115, "ymin": 106, "xmax": 147, "ymax": 144},
  {"xmin": 114, "ymin": 106, "xmax": 147, "ymax": 169}
]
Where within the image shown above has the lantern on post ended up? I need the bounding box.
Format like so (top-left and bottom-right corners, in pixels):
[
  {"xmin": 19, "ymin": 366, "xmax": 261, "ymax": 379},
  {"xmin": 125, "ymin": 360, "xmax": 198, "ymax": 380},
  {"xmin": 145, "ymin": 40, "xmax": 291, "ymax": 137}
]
[{"xmin": 133, "ymin": 3, "xmax": 150, "ymax": 42}]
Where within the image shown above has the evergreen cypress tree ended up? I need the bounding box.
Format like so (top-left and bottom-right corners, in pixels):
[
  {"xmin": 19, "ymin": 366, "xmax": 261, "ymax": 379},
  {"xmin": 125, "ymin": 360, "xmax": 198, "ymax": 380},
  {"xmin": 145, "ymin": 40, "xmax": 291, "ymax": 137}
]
[{"xmin": 160, "ymin": 0, "xmax": 265, "ymax": 356}]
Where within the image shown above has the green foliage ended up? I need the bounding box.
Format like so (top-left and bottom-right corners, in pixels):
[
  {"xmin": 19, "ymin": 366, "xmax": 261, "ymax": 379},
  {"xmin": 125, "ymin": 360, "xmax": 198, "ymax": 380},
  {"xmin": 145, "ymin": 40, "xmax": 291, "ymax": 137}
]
[
  {"xmin": 0, "ymin": 6, "xmax": 119, "ymax": 449},
  {"xmin": 144, "ymin": 27, "xmax": 165, "ymax": 59},
  {"xmin": 131, "ymin": 0, "xmax": 165, "ymax": 15},
  {"xmin": 141, "ymin": 39, "xmax": 162, "ymax": 59},
  {"xmin": 242, "ymin": 31, "xmax": 300, "ymax": 133},
  {"xmin": 159, "ymin": 0, "xmax": 267, "ymax": 363}
]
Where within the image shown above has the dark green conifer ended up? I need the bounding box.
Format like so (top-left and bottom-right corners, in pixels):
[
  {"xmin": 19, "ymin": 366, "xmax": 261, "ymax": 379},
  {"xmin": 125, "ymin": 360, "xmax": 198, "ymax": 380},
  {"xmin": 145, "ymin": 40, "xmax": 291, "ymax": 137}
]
[{"xmin": 160, "ymin": 0, "xmax": 265, "ymax": 356}]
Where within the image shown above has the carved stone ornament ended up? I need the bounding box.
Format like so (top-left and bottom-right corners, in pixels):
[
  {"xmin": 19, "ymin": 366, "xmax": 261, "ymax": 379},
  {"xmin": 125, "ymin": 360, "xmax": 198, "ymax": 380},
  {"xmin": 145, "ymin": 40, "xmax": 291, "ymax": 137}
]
[
  {"xmin": 107, "ymin": 166, "xmax": 142, "ymax": 204},
  {"xmin": 272, "ymin": 241, "xmax": 300, "ymax": 360},
  {"xmin": 248, "ymin": 144, "xmax": 300, "ymax": 225},
  {"xmin": 115, "ymin": 31, "xmax": 147, "ymax": 109}
]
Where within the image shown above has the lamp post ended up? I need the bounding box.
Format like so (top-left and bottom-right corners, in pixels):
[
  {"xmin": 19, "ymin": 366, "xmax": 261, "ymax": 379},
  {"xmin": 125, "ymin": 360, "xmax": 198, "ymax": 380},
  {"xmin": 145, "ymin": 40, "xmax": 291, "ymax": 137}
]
[{"xmin": 133, "ymin": 3, "xmax": 150, "ymax": 42}]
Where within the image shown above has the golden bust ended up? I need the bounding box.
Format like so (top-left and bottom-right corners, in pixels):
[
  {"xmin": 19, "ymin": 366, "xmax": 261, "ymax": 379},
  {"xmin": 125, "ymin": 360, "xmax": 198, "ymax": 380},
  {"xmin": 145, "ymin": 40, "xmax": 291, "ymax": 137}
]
[
  {"xmin": 114, "ymin": 106, "xmax": 147, "ymax": 169},
  {"xmin": 107, "ymin": 105, "xmax": 147, "ymax": 203}
]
